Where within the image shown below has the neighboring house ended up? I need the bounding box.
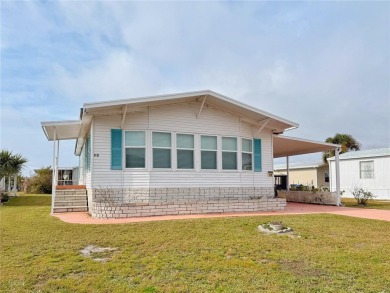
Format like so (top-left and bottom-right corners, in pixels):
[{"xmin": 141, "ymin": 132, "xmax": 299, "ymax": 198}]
[
  {"xmin": 274, "ymin": 161, "xmax": 329, "ymax": 188},
  {"xmin": 41, "ymin": 90, "xmax": 340, "ymax": 218},
  {"xmin": 328, "ymin": 148, "xmax": 390, "ymax": 200}
]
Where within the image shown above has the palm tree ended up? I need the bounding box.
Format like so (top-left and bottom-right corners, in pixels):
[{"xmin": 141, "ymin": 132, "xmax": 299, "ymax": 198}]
[
  {"xmin": 322, "ymin": 134, "xmax": 361, "ymax": 164},
  {"xmin": 0, "ymin": 150, "xmax": 28, "ymax": 191}
]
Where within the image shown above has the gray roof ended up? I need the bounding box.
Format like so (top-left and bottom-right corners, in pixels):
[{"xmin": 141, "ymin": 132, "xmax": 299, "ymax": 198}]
[
  {"xmin": 274, "ymin": 161, "xmax": 325, "ymax": 170},
  {"xmin": 328, "ymin": 148, "xmax": 390, "ymax": 161}
]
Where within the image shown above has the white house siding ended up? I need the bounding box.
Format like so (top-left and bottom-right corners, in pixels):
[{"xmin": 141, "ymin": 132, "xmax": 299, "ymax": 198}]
[
  {"xmin": 90, "ymin": 102, "xmax": 274, "ymax": 196},
  {"xmin": 329, "ymin": 156, "xmax": 390, "ymax": 200}
]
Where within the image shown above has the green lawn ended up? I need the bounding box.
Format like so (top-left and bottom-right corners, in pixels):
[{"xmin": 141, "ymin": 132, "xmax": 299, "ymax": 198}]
[
  {"xmin": 342, "ymin": 197, "xmax": 390, "ymax": 210},
  {"xmin": 1, "ymin": 195, "xmax": 390, "ymax": 292}
]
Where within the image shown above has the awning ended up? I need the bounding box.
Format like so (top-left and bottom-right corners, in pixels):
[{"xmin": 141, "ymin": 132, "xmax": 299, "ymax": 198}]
[
  {"xmin": 273, "ymin": 135, "xmax": 340, "ymax": 158},
  {"xmin": 41, "ymin": 120, "xmax": 81, "ymax": 141}
]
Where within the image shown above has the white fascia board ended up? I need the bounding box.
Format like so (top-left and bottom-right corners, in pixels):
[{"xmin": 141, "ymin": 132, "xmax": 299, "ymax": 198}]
[
  {"xmin": 83, "ymin": 90, "xmax": 299, "ymax": 130},
  {"xmin": 277, "ymin": 135, "xmax": 341, "ymax": 148}
]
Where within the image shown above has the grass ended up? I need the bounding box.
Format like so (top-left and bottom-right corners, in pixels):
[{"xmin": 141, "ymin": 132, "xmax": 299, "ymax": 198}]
[
  {"xmin": 1, "ymin": 194, "xmax": 390, "ymax": 292},
  {"xmin": 342, "ymin": 197, "xmax": 390, "ymax": 210}
]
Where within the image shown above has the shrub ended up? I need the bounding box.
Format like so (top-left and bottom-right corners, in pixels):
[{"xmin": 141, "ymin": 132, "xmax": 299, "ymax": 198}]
[
  {"xmin": 352, "ymin": 187, "xmax": 375, "ymax": 206},
  {"xmin": 25, "ymin": 167, "xmax": 52, "ymax": 194},
  {"xmin": 1, "ymin": 192, "xmax": 9, "ymax": 203}
]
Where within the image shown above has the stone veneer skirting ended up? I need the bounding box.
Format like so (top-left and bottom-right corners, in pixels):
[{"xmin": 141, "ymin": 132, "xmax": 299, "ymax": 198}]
[
  {"xmin": 86, "ymin": 186, "xmax": 285, "ymax": 218},
  {"xmin": 91, "ymin": 198, "xmax": 287, "ymax": 219},
  {"xmin": 278, "ymin": 191, "xmax": 338, "ymax": 205}
]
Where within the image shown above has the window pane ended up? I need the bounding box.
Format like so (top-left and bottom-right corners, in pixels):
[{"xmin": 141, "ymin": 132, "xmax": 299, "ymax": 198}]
[
  {"xmin": 201, "ymin": 136, "xmax": 217, "ymax": 150},
  {"xmin": 222, "ymin": 152, "xmax": 237, "ymax": 170},
  {"xmin": 242, "ymin": 138, "xmax": 252, "ymax": 152},
  {"xmin": 125, "ymin": 131, "xmax": 145, "ymax": 147},
  {"xmin": 153, "ymin": 132, "xmax": 171, "ymax": 147},
  {"xmin": 153, "ymin": 148, "xmax": 171, "ymax": 168},
  {"xmin": 201, "ymin": 151, "xmax": 217, "ymax": 169},
  {"xmin": 126, "ymin": 148, "xmax": 145, "ymax": 168},
  {"xmin": 177, "ymin": 134, "xmax": 194, "ymax": 149},
  {"xmin": 222, "ymin": 137, "xmax": 237, "ymax": 151},
  {"xmin": 177, "ymin": 150, "xmax": 194, "ymax": 169},
  {"xmin": 242, "ymin": 153, "xmax": 252, "ymax": 170},
  {"xmin": 360, "ymin": 161, "xmax": 374, "ymax": 179}
]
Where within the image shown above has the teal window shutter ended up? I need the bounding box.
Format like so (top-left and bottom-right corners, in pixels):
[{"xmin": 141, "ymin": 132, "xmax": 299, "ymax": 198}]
[
  {"xmin": 254, "ymin": 139, "xmax": 262, "ymax": 172},
  {"xmin": 86, "ymin": 135, "xmax": 91, "ymax": 172},
  {"xmin": 111, "ymin": 129, "xmax": 123, "ymax": 170}
]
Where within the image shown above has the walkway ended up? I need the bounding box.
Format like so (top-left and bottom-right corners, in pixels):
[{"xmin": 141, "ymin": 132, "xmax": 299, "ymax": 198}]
[{"xmin": 52, "ymin": 203, "xmax": 390, "ymax": 224}]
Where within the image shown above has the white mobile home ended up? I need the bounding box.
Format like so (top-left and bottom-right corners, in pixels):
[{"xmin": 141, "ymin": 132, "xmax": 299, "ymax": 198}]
[
  {"xmin": 42, "ymin": 90, "xmax": 341, "ymax": 218},
  {"xmin": 328, "ymin": 148, "xmax": 390, "ymax": 200}
]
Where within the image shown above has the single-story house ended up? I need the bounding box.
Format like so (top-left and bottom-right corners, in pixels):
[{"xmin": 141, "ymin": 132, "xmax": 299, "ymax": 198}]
[
  {"xmin": 274, "ymin": 161, "xmax": 329, "ymax": 189},
  {"xmin": 328, "ymin": 148, "xmax": 390, "ymax": 200},
  {"xmin": 41, "ymin": 90, "xmax": 341, "ymax": 218}
]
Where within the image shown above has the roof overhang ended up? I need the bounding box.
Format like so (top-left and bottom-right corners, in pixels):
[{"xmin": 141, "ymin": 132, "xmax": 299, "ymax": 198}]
[
  {"xmin": 82, "ymin": 90, "xmax": 299, "ymax": 133},
  {"xmin": 41, "ymin": 120, "xmax": 81, "ymax": 141},
  {"xmin": 273, "ymin": 135, "xmax": 340, "ymax": 158}
]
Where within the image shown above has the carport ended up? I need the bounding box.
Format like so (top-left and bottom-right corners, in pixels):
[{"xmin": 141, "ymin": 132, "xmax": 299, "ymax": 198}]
[{"xmin": 273, "ymin": 135, "xmax": 342, "ymax": 205}]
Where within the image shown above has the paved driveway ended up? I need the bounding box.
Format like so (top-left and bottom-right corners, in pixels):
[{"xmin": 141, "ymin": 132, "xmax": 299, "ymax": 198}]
[{"xmin": 52, "ymin": 203, "xmax": 390, "ymax": 224}]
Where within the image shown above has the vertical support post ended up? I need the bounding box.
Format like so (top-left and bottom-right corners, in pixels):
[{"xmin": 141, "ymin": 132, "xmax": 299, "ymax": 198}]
[
  {"xmin": 7, "ymin": 176, "xmax": 11, "ymax": 192},
  {"xmin": 12, "ymin": 174, "xmax": 17, "ymax": 195},
  {"xmin": 51, "ymin": 129, "xmax": 57, "ymax": 213},
  {"xmin": 335, "ymin": 147, "xmax": 341, "ymax": 206},
  {"xmin": 286, "ymin": 156, "xmax": 290, "ymax": 191},
  {"xmin": 0, "ymin": 177, "xmax": 5, "ymax": 191}
]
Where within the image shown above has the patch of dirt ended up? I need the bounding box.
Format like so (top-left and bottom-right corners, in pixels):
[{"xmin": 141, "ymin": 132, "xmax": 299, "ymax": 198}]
[
  {"xmin": 279, "ymin": 259, "xmax": 328, "ymax": 278},
  {"xmin": 80, "ymin": 245, "xmax": 118, "ymax": 262}
]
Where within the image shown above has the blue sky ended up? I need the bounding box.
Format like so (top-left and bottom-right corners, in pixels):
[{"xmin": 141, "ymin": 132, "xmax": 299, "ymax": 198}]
[{"xmin": 1, "ymin": 1, "xmax": 389, "ymax": 175}]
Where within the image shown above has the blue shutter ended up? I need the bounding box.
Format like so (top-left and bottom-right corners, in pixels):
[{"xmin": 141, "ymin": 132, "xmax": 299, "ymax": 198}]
[
  {"xmin": 254, "ymin": 139, "xmax": 262, "ymax": 172},
  {"xmin": 86, "ymin": 135, "xmax": 91, "ymax": 172},
  {"xmin": 111, "ymin": 129, "xmax": 122, "ymax": 170}
]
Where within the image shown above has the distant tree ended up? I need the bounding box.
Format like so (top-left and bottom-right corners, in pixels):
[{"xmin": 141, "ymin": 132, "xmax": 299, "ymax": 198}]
[
  {"xmin": 0, "ymin": 150, "xmax": 28, "ymax": 191},
  {"xmin": 322, "ymin": 133, "xmax": 361, "ymax": 164},
  {"xmin": 25, "ymin": 167, "xmax": 52, "ymax": 194}
]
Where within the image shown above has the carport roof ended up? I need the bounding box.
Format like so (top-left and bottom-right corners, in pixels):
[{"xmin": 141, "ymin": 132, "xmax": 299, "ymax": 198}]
[{"xmin": 273, "ymin": 135, "xmax": 340, "ymax": 158}]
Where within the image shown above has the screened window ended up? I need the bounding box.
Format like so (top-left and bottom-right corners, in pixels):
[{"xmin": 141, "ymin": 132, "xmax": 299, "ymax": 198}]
[
  {"xmin": 324, "ymin": 172, "xmax": 329, "ymax": 183},
  {"xmin": 360, "ymin": 161, "xmax": 374, "ymax": 179},
  {"xmin": 242, "ymin": 138, "xmax": 252, "ymax": 171},
  {"xmin": 201, "ymin": 135, "xmax": 217, "ymax": 169},
  {"xmin": 177, "ymin": 134, "xmax": 194, "ymax": 169},
  {"xmin": 222, "ymin": 137, "xmax": 237, "ymax": 170},
  {"xmin": 153, "ymin": 132, "xmax": 171, "ymax": 168},
  {"xmin": 125, "ymin": 131, "xmax": 145, "ymax": 168}
]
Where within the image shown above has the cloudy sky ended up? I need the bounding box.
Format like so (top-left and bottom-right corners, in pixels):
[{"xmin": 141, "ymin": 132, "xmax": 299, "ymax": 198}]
[{"xmin": 1, "ymin": 1, "xmax": 389, "ymax": 175}]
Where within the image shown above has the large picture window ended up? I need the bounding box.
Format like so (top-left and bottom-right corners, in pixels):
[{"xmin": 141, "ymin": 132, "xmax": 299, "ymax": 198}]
[
  {"xmin": 201, "ymin": 135, "xmax": 217, "ymax": 169},
  {"xmin": 222, "ymin": 137, "xmax": 237, "ymax": 170},
  {"xmin": 241, "ymin": 138, "xmax": 252, "ymax": 171},
  {"xmin": 360, "ymin": 161, "xmax": 374, "ymax": 179},
  {"xmin": 125, "ymin": 131, "xmax": 145, "ymax": 168},
  {"xmin": 153, "ymin": 132, "xmax": 171, "ymax": 168},
  {"xmin": 177, "ymin": 134, "xmax": 194, "ymax": 169}
]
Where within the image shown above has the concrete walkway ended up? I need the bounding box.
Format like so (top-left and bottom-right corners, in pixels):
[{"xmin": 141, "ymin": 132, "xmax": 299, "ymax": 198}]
[{"xmin": 52, "ymin": 203, "xmax": 390, "ymax": 224}]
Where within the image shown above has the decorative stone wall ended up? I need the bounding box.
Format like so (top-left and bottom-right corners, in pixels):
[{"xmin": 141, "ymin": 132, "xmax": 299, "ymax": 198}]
[
  {"xmin": 87, "ymin": 186, "xmax": 284, "ymax": 218},
  {"xmin": 91, "ymin": 198, "xmax": 286, "ymax": 219},
  {"xmin": 91, "ymin": 186, "xmax": 274, "ymax": 204},
  {"xmin": 278, "ymin": 191, "xmax": 338, "ymax": 205}
]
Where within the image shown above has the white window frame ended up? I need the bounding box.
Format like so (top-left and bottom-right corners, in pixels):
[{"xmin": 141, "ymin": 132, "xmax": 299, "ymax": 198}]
[
  {"xmin": 221, "ymin": 136, "xmax": 238, "ymax": 171},
  {"xmin": 241, "ymin": 137, "xmax": 253, "ymax": 172},
  {"xmin": 176, "ymin": 133, "xmax": 195, "ymax": 170},
  {"xmin": 360, "ymin": 160, "xmax": 374, "ymax": 179},
  {"xmin": 124, "ymin": 130, "xmax": 147, "ymax": 170},
  {"xmin": 152, "ymin": 131, "xmax": 172, "ymax": 170},
  {"xmin": 200, "ymin": 134, "xmax": 218, "ymax": 171}
]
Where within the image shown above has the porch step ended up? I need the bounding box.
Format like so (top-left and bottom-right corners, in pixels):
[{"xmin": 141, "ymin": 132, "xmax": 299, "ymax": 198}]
[
  {"xmin": 53, "ymin": 206, "xmax": 88, "ymax": 213},
  {"xmin": 55, "ymin": 195, "xmax": 88, "ymax": 201},
  {"xmin": 56, "ymin": 189, "xmax": 87, "ymax": 196},
  {"xmin": 53, "ymin": 188, "xmax": 88, "ymax": 213},
  {"xmin": 54, "ymin": 200, "xmax": 88, "ymax": 207}
]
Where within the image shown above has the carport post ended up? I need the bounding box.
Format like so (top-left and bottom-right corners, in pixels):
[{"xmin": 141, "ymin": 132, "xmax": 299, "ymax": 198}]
[
  {"xmin": 286, "ymin": 156, "xmax": 290, "ymax": 191},
  {"xmin": 335, "ymin": 147, "xmax": 341, "ymax": 206},
  {"xmin": 51, "ymin": 129, "xmax": 58, "ymax": 213}
]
